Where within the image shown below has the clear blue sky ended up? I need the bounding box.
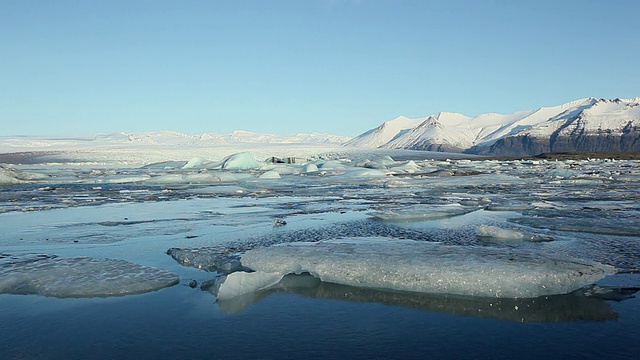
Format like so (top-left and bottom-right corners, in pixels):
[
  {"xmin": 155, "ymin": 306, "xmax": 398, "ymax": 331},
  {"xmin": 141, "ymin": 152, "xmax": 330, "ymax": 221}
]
[{"xmin": 1, "ymin": 0, "xmax": 639, "ymax": 136}]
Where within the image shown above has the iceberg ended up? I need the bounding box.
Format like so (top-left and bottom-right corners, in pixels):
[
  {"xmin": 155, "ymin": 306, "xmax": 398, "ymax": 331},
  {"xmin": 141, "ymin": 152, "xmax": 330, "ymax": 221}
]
[
  {"xmin": 301, "ymin": 163, "xmax": 319, "ymax": 173},
  {"xmin": 240, "ymin": 238, "xmax": 616, "ymax": 298},
  {"xmin": 0, "ymin": 167, "xmax": 26, "ymax": 185},
  {"xmin": 258, "ymin": 170, "xmax": 281, "ymax": 179},
  {"xmin": 221, "ymin": 152, "xmax": 261, "ymax": 170},
  {"xmin": 0, "ymin": 254, "xmax": 179, "ymax": 298}
]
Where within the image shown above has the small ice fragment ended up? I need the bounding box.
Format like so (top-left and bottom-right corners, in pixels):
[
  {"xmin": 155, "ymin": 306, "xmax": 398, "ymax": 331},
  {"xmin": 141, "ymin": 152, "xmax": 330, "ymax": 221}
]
[
  {"xmin": 274, "ymin": 219, "xmax": 287, "ymax": 226},
  {"xmin": 476, "ymin": 225, "xmax": 553, "ymax": 242},
  {"xmin": 212, "ymin": 271, "xmax": 284, "ymax": 300},
  {"xmin": 259, "ymin": 170, "xmax": 281, "ymax": 179}
]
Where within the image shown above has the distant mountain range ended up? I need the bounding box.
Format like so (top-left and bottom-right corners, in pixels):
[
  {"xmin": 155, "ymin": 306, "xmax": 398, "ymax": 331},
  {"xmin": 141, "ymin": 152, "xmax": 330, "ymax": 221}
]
[
  {"xmin": 0, "ymin": 130, "xmax": 351, "ymax": 152},
  {"xmin": 346, "ymin": 97, "xmax": 640, "ymax": 156}
]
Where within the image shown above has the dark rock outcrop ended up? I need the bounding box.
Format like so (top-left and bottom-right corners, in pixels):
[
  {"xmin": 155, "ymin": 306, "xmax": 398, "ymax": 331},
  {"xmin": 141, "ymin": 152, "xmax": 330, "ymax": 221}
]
[{"xmin": 481, "ymin": 123, "xmax": 640, "ymax": 157}]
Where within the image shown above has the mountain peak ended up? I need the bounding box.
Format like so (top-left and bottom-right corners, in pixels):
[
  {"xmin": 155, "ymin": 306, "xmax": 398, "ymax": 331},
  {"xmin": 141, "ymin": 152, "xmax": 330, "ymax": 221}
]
[{"xmin": 346, "ymin": 97, "xmax": 640, "ymax": 156}]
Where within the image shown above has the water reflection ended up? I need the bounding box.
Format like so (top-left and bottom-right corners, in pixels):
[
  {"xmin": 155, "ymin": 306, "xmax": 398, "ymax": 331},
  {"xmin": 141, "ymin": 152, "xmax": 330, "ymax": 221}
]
[{"xmin": 212, "ymin": 274, "xmax": 637, "ymax": 323}]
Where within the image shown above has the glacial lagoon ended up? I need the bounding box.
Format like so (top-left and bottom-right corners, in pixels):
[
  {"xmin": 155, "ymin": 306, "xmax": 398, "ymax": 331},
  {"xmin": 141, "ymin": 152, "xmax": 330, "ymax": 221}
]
[{"xmin": 1, "ymin": 151, "xmax": 639, "ymax": 359}]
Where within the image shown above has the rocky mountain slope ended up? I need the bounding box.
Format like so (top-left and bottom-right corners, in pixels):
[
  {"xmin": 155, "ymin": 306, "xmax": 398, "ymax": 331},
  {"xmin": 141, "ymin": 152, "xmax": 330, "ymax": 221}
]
[{"xmin": 346, "ymin": 97, "xmax": 640, "ymax": 156}]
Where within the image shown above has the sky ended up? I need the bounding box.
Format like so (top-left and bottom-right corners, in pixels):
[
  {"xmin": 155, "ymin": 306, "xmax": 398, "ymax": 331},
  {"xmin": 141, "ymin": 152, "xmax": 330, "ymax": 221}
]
[{"xmin": 1, "ymin": 0, "xmax": 639, "ymax": 136}]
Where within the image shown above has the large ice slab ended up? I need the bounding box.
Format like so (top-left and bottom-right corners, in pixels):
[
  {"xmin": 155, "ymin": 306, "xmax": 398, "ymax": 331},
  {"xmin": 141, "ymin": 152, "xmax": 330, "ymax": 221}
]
[
  {"xmin": 0, "ymin": 254, "xmax": 179, "ymax": 298},
  {"xmin": 240, "ymin": 238, "xmax": 616, "ymax": 298}
]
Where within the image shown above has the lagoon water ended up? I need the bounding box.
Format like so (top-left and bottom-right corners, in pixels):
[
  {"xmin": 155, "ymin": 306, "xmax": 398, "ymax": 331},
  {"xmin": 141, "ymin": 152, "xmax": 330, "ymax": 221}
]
[{"xmin": 1, "ymin": 152, "xmax": 639, "ymax": 359}]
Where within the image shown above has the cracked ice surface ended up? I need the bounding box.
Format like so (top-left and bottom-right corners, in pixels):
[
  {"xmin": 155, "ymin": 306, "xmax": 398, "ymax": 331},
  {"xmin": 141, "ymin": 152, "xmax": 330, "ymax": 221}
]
[{"xmin": 0, "ymin": 254, "xmax": 179, "ymax": 298}]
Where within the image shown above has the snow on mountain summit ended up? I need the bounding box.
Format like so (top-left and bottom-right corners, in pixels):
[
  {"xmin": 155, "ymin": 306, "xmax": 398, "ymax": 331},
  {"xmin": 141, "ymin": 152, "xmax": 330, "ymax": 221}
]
[{"xmin": 347, "ymin": 97, "xmax": 640, "ymax": 156}]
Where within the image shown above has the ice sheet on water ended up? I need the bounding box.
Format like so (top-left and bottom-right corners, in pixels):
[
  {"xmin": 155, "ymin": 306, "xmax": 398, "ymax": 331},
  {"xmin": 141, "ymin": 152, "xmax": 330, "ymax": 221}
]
[
  {"xmin": 240, "ymin": 238, "xmax": 616, "ymax": 298},
  {"xmin": 371, "ymin": 204, "xmax": 478, "ymax": 222},
  {"xmin": 0, "ymin": 254, "xmax": 179, "ymax": 298},
  {"xmin": 166, "ymin": 247, "xmax": 251, "ymax": 274},
  {"xmin": 476, "ymin": 225, "xmax": 553, "ymax": 242}
]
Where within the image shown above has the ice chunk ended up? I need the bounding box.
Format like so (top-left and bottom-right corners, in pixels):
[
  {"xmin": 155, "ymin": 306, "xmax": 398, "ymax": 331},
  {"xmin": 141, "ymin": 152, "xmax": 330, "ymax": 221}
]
[
  {"xmin": 389, "ymin": 160, "xmax": 422, "ymax": 174},
  {"xmin": 258, "ymin": 170, "xmax": 281, "ymax": 179},
  {"xmin": 145, "ymin": 173, "xmax": 222, "ymax": 185},
  {"xmin": 182, "ymin": 156, "xmax": 215, "ymax": 169},
  {"xmin": 313, "ymin": 160, "xmax": 351, "ymax": 171},
  {"xmin": 544, "ymin": 167, "xmax": 577, "ymax": 178},
  {"xmin": 476, "ymin": 225, "xmax": 552, "ymax": 242},
  {"xmin": 357, "ymin": 156, "xmax": 396, "ymax": 169},
  {"xmin": 241, "ymin": 238, "xmax": 616, "ymax": 298},
  {"xmin": 371, "ymin": 204, "xmax": 476, "ymax": 222},
  {"xmin": 301, "ymin": 163, "xmax": 319, "ymax": 173},
  {"xmin": 211, "ymin": 271, "xmax": 284, "ymax": 300},
  {"xmin": 167, "ymin": 247, "xmax": 252, "ymax": 274},
  {"xmin": 0, "ymin": 167, "xmax": 26, "ymax": 185},
  {"xmin": 0, "ymin": 254, "xmax": 179, "ymax": 298},
  {"xmin": 0, "ymin": 166, "xmax": 47, "ymax": 185},
  {"xmin": 221, "ymin": 152, "xmax": 261, "ymax": 170},
  {"xmin": 338, "ymin": 168, "xmax": 387, "ymax": 179}
]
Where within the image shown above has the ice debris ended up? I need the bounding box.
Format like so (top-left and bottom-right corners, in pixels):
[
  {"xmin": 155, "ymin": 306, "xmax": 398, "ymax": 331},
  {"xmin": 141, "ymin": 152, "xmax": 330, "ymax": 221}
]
[
  {"xmin": 371, "ymin": 204, "xmax": 477, "ymax": 222},
  {"xmin": 239, "ymin": 238, "xmax": 616, "ymax": 298},
  {"xmin": 212, "ymin": 271, "xmax": 284, "ymax": 300},
  {"xmin": 476, "ymin": 225, "xmax": 553, "ymax": 242},
  {"xmin": 0, "ymin": 254, "xmax": 179, "ymax": 298}
]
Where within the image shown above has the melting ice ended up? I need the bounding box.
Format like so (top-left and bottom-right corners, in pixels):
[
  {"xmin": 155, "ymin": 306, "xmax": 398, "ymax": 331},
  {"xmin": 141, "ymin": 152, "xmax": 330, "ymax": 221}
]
[
  {"xmin": 0, "ymin": 254, "xmax": 179, "ymax": 298},
  {"xmin": 232, "ymin": 238, "xmax": 616, "ymax": 299}
]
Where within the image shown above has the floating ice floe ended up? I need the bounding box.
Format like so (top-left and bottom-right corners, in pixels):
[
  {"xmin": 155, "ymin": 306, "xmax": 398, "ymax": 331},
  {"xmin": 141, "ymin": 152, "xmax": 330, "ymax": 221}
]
[
  {"xmin": 237, "ymin": 238, "xmax": 615, "ymax": 298},
  {"xmin": 338, "ymin": 168, "xmax": 387, "ymax": 179},
  {"xmin": 0, "ymin": 254, "xmax": 179, "ymax": 298},
  {"xmin": 476, "ymin": 225, "xmax": 553, "ymax": 242},
  {"xmin": 301, "ymin": 163, "xmax": 319, "ymax": 173},
  {"xmin": 0, "ymin": 166, "xmax": 49, "ymax": 185},
  {"xmin": 182, "ymin": 156, "xmax": 215, "ymax": 169},
  {"xmin": 0, "ymin": 167, "xmax": 26, "ymax": 185},
  {"xmin": 544, "ymin": 167, "xmax": 577, "ymax": 178},
  {"xmin": 371, "ymin": 204, "xmax": 476, "ymax": 222},
  {"xmin": 258, "ymin": 170, "xmax": 281, "ymax": 179}
]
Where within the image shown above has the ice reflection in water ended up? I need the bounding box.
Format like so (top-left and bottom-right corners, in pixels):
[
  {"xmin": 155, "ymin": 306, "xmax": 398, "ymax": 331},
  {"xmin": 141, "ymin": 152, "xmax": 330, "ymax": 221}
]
[{"xmin": 214, "ymin": 273, "xmax": 635, "ymax": 323}]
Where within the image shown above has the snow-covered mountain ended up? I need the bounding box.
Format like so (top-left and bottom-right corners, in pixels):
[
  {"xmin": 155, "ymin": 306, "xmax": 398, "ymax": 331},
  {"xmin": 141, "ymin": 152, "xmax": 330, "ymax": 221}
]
[
  {"xmin": 346, "ymin": 97, "xmax": 640, "ymax": 156},
  {"xmin": 0, "ymin": 130, "xmax": 351, "ymax": 152}
]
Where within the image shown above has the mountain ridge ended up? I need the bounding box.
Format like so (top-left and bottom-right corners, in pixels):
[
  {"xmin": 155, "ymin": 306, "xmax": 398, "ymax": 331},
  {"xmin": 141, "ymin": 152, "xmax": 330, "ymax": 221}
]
[{"xmin": 346, "ymin": 97, "xmax": 640, "ymax": 156}]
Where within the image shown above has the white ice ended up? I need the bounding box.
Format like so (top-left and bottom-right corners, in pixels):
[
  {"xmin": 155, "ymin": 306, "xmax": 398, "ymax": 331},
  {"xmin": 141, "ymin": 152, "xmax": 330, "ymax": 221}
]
[
  {"xmin": 0, "ymin": 255, "xmax": 179, "ymax": 298},
  {"xmin": 371, "ymin": 204, "xmax": 476, "ymax": 222},
  {"xmin": 214, "ymin": 271, "xmax": 284, "ymax": 300},
  {"xmin": 476, "ymin": 225, "xmax": 552, "ymax": 242},
  {"xmin": 240, "ymin": 238, "xmax": 616, "ymax": 298}
]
